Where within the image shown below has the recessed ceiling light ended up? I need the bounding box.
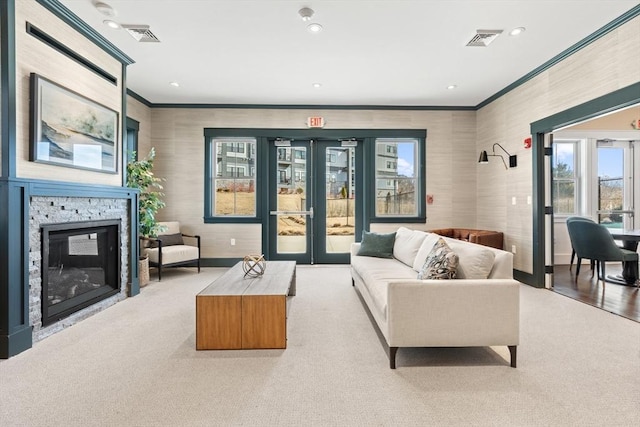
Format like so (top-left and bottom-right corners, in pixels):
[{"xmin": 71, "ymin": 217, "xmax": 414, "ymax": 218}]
[
  {"xmin": 509, "ymin": 27, "xmax": 526, "ymax": 36},
  {"xmin": 169, "ymin": 81, "xmax": 180, "ymax": 87},
  {"xmin": 312, "ymin": 83, "xmax": 322, "ymax": 88},
  {"xmin": 447, "ymin": 85, "xmax": 457, "ymax": 90},
  {"xmin": 307, "ymin": 23, "xmax": 323, "ymax": 33},
  {"xmin": 103, "ymin": 20, "xmax": 120, "ymax": 29}
]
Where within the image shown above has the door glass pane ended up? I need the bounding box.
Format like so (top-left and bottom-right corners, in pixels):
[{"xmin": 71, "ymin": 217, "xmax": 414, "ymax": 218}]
[
  {"xmin": 325, "ymin": 147, "xmax": 355, "ymax": 253},
  {"xmin": 597, "ymin": 146, "xmax": 623, "ymax": 228},
  {"xmin": 276, "ymin": 147, "xmax": 306, "ymax": 253}
]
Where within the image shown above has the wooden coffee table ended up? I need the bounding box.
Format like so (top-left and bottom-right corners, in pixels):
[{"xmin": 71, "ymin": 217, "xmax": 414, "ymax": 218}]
[{"xmin": 196, "ymin": 261, "xmax": 296, "ymax": 350}]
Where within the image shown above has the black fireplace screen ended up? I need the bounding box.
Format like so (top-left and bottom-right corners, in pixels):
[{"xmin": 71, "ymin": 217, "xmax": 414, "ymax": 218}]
[{"xmin": 41, "ymin": 220, "xmax": 120, "ymax": 326}]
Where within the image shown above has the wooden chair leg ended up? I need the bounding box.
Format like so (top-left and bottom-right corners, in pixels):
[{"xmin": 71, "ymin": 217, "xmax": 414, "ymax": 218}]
[
  {"xmin": 575, "ymin": 257, "xmax": 582, "ymax": 277},
  {"xmin": 570, "ymin": 249, "xmax": 575, "ymax": 270}
]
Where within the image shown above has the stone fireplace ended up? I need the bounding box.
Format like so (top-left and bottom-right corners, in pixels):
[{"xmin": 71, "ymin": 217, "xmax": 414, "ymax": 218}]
[{"xmin": 29, "ymin": 196, "xmax": 130, "ymax": 341}]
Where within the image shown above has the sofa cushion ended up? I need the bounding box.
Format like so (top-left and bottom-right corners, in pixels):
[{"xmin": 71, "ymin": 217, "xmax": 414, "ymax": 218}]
[
  {"xmin": 445, "ymin": 239, "xmax": 496, "ymax": 279},
  {"xmin": 393, "ymin": 227, "xmax": 427, "ymax": 267},
  {"xmin": 417, "ymin": 238, "xmax": 459, "ymax": 280},
  {"xmin": 158, "ymin": 233, "xmax": 184, "ymax": 246},
  {"xmin": 146, "ymin": 245, "xmax": 199, "ymax": 264},
  {"xmin": 412, "ymin": 232, "xmax": 442, "ymax": 271},
  {"xmin": 357, "ymin": 231, "xmax": 396, "ymax": 258},
  {"xmin": 352, "ymin": 255, "xmax": 417, "ymax": 316}
]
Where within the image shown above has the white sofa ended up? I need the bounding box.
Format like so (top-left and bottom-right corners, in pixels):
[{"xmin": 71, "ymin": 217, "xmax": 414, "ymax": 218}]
[{"xmin": 350, "ymin": 227, "xmax": 520, "ymax": 369}]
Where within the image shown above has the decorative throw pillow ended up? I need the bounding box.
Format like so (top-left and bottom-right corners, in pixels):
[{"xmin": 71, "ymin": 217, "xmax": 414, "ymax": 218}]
[
  {"xmin": 158, "ymin": 233, "xmax": 184, "ymax": 246},
  {"xmin": 417, "ymin": 238, "xmax": 459, "ymax": 280},
  {"xmin": 357, "ymin": 230, "xmax": 396, "ymax": 258}
]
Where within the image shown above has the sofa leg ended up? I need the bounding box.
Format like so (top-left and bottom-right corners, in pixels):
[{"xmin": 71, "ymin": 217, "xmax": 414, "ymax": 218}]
[
  {"xmin": 508, "ymin": 345, "xmax": 517, "ymax": 368},
  {"xmin": 352, "ymin": 278, "xmax": 355, "ymax": 287},
  {"xmin": 389, "ymin": 347, "xmax": 398, "ymax": 369}
]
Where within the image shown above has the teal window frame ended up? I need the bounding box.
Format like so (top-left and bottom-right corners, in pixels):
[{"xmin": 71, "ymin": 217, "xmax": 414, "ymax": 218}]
[{"xmin": 203, "ymin": 128, "xmax": 426, "ymax": 226}]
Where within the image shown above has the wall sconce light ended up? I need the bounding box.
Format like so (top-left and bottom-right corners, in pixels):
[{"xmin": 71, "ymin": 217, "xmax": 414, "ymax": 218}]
[{"xmin": 478, "ymin": 143, "xmax": 517, "ymax": 169}]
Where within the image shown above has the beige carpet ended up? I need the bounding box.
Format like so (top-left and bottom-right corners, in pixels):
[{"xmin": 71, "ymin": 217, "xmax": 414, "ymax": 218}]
[{"xmin": 1, "ymin": 266, "xmax": 638, "ymax": 426}]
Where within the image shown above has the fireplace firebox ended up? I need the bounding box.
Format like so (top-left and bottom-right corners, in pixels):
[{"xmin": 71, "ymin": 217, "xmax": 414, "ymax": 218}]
[{"xmin": 41, "ymin": 219, "xmax": 120, "ymax": 326}]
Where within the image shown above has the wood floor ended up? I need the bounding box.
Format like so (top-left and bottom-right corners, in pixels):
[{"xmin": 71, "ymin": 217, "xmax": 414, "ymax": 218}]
[{"xmin": 553, "ymin": 263, "xmax": 639, "ymax": 322}]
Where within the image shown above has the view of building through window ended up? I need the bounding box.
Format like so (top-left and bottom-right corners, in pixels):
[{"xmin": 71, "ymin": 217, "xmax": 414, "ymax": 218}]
[
  {"xmin": 213, "ymin": 138, "xmax": 256, "ymax": 216},
  {"xmin": 375, "ymin": 138, "xmax": 418, "ymax": 216}
]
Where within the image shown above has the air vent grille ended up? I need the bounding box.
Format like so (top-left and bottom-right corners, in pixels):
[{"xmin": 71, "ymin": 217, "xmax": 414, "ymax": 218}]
[
  {"xmin": 466, "ymin": 29, "xmax": 503, "ymax": 47},
  {"xmin": 122, "ymin": 25, "xmax": 160, "ymax": 43}
]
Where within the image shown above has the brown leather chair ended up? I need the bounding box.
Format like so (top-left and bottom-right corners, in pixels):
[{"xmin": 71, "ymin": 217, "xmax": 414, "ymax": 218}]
[{"xmin": 428, "ymin": 228, "xmax": 504, "ymax": 250}]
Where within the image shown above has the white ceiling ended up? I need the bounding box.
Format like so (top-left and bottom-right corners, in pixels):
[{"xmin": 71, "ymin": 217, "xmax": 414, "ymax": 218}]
[{"xmin": 60, "ymin": 0, "xmax": 639, "ymax": 106}]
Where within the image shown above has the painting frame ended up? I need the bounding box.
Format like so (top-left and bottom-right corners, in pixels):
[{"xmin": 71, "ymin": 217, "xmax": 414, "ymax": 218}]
[{"xmin": 29, "ymin": 73, "xmax": 119, "ymax": 174}]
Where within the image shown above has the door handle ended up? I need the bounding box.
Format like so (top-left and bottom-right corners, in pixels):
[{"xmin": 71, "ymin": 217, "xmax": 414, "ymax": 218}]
[{"xmin": 270, "ymin": 207, "xmax": 314, "ymax": 219}]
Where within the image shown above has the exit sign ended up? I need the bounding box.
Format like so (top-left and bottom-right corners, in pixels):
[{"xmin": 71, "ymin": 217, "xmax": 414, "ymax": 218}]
[{"xmin": 307, "ymin": 116, "xmax": 325, "ymax": 128}]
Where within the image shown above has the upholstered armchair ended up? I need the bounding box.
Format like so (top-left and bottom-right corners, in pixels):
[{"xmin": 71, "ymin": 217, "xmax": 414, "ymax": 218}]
[
  {"xmin": 428, "ymin": 228, "xmax": 504, "ymax": 250},
  {"xmin": 142, "ymin": 221, "xmax": 200, "ymax": 281},
  {"xmin": 567, "ymin": 219, "xmax": 638, "ymax": 282}
]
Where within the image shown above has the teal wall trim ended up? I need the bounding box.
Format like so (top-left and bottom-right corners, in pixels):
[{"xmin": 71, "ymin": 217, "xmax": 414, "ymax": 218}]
[
  {"xmin": 1, "ymin": 0, "xmax": 17, "ymax": 178},
  {"xmin": 36, "ymin": 0, "xmax": 134, "ymax": 65},
  {"xmin": 127, "ymin": 89, "xmax": 152, "ymax": 107},
  {"xmin": 204, "ymin": 128, "xmax": 427, "ymax": 139},
  {"xmin": 514, "ymin": 270, "xmax": 537, "ymax": 287},
  {"xmin": 0, "ymin": 179, "xmax": 32, "ymax": 358},
  {"xmin": 477, "ymin": 4, "xmax": 640, "ymax": 109},
  {"xmin": 530, "ymin": 82, "xmax": 640, "ymax": 290},
  {"xmin": 155, "ymin": 103, "xmax": 475, "ymax": 111}
]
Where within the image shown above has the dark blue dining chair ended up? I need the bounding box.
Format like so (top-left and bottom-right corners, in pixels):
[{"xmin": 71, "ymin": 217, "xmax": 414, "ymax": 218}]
[
  {"xmin": 566, "ymin": 217, "xmax": 597, "ymax": 272},
  {"xmin": 566, "ymin": 219, "xmax": 639, "ymax": 283}
]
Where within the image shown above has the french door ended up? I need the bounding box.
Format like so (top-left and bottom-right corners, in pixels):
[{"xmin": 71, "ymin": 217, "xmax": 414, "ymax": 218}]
[
  {"xmin": 267, "ymin": 138, "xmax": 362, "ymax": 264},
  {"xmin": 594, "ymin": 139, "xmax": 636, "ymax": 229}
]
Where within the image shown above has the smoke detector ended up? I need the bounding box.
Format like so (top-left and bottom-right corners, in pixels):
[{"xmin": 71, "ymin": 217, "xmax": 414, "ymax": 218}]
[
  {"xmin": 121, "ymin": 24, "xmax": 160, "ymax": 43},
  {"xmin": 466, "ymin": 29, "xmax": 503, "ymax": 47}
]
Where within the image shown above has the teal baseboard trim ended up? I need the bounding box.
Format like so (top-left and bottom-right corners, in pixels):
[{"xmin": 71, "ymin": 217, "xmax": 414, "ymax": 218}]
[
  {"xmin": 514, "ymin": 270, "xmax": 541, "ymax": 288},
  {"xmin": 201, "ymin": 258, "xmax": 243, "ymax": 267},
  {"xmin": 0, "ymin": 325, "xmax": 32, "ymax": 359}
]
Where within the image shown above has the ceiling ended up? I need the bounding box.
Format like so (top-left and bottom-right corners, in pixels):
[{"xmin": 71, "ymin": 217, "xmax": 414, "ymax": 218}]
[{"xmin": 60, "ymin": 0, "xmax": 639, "ymax": 107}]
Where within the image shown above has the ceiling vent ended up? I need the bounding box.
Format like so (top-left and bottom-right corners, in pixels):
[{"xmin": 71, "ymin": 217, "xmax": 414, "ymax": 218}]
[
  {"xmin": 121, "ymin": 24, "xmax": 160, "ymax": 42},
  {"xmin": 466, "ymin": 29, "xmax": 503, "ymax": 47}
]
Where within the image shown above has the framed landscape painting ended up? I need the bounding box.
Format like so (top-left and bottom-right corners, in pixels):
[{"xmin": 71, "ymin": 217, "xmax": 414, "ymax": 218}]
[{"xmin": 30, "ymin": 73, "xmax": 118, "ymax": 173}]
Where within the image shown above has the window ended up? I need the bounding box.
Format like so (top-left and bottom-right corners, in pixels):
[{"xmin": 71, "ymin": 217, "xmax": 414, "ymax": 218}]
[
  {"xmin": 374, "ymin": 138, "xmax": 419, "ymax": 217},
  {"xmin": 552, "ymin": 141, "xmax": 578, "ymax": 215},
  {"xmin": 211, "ymin": 138, "xmax": 257, "ymax": 216}
]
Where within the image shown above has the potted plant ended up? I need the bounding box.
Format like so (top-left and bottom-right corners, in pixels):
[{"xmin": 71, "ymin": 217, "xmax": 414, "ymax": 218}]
[{"xmin": 126, "ymin": 147, "xmax": 166, "ymax": 286}]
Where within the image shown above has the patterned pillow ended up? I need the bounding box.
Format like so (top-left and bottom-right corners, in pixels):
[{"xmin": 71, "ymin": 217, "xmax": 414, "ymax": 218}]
[{"xmin": 417, "ymin": 238, "xmax": 459, "ymax": 280}]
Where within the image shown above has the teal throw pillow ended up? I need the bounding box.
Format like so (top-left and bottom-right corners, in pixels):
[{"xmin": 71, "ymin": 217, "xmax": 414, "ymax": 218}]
[{"xmin": 357, "ymin": 231, "xmax": 396, "ymax": 258}]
